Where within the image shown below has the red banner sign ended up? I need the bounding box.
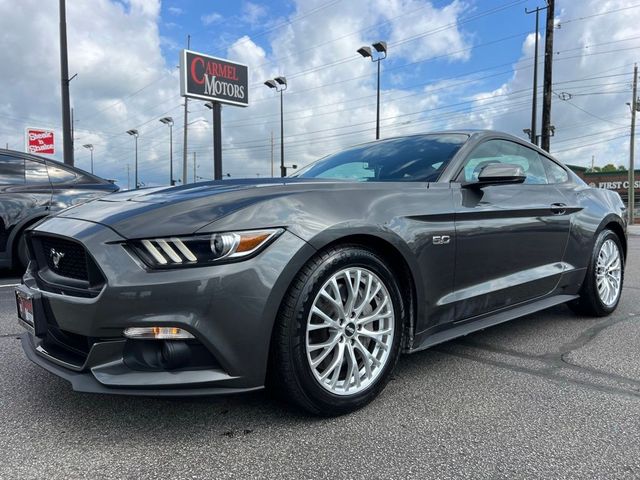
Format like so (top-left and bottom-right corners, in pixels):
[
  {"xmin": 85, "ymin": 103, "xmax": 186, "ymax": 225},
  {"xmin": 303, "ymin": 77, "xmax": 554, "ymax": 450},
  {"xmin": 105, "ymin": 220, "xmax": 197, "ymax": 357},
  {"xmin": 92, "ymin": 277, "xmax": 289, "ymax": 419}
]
[{"xmin": 25, "ymin": 128, "xmax": 55, "ymax": 155}]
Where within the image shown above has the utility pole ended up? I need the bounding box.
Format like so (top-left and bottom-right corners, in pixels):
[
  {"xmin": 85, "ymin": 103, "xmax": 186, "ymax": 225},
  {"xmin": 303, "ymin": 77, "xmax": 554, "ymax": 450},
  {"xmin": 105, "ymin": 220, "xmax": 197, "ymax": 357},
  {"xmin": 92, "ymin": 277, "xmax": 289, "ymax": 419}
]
[
  {"xmin": 540, "ymin": 0, "xmax": 555, "ymax": 152},
  {"xmin": 591, "ymin": 155, "xmax": 595, "ymax": 172},
  {"xmin": 126, "ymin": 164, "xmax": 130, "ymax": 190},
  {"xmin": 59, "ymin": 0, "xmax": 73, "ymax": 166},
  {"xmin": 182, "ymin": 34, "xmax": 190, "ymax": 185},
  {"xmin": 526, "ymin": 6, "xmax": 545, "ymax": 146},
  {"xmin": 193, "ymin": 151, "xmax": 197, "ymax": 183},
  {"xmin": 270, "ymin": 130, "xmax": 274, "ymax": 178},
  {"xmin": 629, "ymin": 63, "xmax": 637, "ymax": 225}
]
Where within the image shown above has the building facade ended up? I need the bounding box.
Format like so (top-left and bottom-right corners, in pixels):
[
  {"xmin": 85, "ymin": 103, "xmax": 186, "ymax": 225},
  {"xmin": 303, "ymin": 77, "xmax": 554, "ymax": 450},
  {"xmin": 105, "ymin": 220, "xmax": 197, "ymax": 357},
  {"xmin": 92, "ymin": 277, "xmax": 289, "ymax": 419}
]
[{"xmin": 568, "ymin": 165, "xmax": 639, "ymax": 223}]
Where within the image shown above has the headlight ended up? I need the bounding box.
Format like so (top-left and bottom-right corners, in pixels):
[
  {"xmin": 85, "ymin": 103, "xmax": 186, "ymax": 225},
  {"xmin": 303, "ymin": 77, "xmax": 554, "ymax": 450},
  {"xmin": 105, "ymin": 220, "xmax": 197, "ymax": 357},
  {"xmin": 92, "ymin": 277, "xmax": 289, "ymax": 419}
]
[{"xmin": 129, "ymin": 228, "xmax": 283, "ymax": 268}]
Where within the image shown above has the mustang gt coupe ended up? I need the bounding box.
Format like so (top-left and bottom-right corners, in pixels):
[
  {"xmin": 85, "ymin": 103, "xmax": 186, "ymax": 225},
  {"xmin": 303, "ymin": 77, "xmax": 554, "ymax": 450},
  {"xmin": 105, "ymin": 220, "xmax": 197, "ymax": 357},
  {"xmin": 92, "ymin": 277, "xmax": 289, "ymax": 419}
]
[{"xmin": 16, "ymin": 130, "xmax": 626, "ymax": 415}]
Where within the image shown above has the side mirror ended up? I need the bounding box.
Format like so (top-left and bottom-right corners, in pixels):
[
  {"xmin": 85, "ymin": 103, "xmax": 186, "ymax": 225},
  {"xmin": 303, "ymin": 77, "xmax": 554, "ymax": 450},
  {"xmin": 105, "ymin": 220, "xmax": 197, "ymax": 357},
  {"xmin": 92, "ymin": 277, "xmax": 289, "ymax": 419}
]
[{"xmin": 463, "ymin": 163, "xmax": 526, "ymax": 188}]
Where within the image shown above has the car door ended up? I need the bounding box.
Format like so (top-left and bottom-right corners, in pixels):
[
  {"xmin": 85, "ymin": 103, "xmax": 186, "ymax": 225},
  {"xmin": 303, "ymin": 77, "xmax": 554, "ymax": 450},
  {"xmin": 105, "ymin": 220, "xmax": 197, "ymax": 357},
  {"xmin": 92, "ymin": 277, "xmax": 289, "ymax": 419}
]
[{"xmin": 450, "ymin": 139, "xmax": 572, "ymax": 320}]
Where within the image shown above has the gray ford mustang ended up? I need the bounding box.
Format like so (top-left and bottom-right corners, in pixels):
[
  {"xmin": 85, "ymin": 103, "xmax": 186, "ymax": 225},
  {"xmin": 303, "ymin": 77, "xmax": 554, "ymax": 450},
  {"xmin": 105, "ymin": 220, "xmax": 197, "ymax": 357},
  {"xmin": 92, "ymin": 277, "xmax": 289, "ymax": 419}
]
[{"xmin": 16, "ymin": 130, "xmax": 626, "ymax": 415}]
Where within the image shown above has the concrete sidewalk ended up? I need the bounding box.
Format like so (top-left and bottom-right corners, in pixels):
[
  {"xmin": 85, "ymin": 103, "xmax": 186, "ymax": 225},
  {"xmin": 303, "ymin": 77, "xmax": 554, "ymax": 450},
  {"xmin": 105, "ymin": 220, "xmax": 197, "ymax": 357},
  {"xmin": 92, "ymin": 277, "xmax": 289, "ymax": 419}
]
[{"xmin": 629, "ymin": 225, "xmax": 640, "ymax": 236}]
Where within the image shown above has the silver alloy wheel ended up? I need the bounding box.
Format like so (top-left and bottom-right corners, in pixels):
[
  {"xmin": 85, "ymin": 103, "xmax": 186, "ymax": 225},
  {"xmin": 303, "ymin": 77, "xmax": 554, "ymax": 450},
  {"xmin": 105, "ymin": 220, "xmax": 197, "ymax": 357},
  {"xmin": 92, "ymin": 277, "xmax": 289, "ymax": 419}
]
[
  {"xmin": 305, "ymin": 267, "xmax": 395, "ymax": 396},
  {"xmin": 595, "ymin": 238, "xmax": 622, "ymax": 307}
]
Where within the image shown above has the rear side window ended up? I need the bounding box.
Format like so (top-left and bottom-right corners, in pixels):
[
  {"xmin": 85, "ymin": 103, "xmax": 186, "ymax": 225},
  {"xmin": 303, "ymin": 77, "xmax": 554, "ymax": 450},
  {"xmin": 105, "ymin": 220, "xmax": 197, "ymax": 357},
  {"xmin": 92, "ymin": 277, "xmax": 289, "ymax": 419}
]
[
  {"xmin": 461, "ymin": 140, "xmax": 548, "ymax": 185},
  {"xmin": 541, "ymin": 156, "xmax": 569, "ymax": 184},
  {"xmin": 25, "ymin": 159, "xmax": 50, "ymax": 184},
  {"xmin": 47, "ymin": 164, "xmax": 77, "ymax": 184},
  {"xmin": 0, "ymin": 155, "xmax": 25, "ymax": 184}
]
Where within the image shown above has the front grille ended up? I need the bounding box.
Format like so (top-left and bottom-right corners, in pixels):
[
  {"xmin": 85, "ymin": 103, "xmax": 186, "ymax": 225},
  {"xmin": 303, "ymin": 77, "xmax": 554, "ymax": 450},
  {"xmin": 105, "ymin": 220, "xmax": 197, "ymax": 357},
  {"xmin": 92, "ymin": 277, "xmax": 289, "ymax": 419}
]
[
  {"xmin": 40, "ymin": 236, "xmax": 88, "ymax": 281},
  {"xmin": 28, "ymin": 233, "xmax": 106, "ymax": 297}
]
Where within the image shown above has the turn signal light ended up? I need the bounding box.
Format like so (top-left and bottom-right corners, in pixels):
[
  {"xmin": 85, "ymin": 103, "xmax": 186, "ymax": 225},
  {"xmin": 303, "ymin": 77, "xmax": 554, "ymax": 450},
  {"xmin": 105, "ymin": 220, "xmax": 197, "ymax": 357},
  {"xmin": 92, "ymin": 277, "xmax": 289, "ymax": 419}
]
[{"xmin": 123, "ymin": 326, "xmax": 195, "ymax": 340}]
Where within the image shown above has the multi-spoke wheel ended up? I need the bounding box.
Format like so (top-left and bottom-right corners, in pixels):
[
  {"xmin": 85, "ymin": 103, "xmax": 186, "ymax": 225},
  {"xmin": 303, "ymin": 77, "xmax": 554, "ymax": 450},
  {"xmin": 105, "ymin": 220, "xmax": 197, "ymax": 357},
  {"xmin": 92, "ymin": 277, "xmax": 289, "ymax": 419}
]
[
  {"xmin": 570, "ymin": 229, "xmax": 624, "ymax": 317},
  {"xmin": 306, "ymin": 267, "xmax": 394, "ymax": 395},
  {"xmin": 272, "ymin": 246, "xmax": 404, "ymax": 415},
  {"xmin": 595, "ymin": 239, "xmax": 622, "ymax": 307}
]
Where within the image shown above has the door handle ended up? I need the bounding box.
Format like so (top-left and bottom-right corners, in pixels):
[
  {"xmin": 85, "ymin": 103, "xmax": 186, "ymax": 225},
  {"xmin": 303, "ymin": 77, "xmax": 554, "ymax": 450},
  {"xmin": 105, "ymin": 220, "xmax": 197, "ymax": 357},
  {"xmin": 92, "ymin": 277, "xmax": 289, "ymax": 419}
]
[{"xmin": 550, "ymin": 202, "xmax": 567, "ymax": 215}]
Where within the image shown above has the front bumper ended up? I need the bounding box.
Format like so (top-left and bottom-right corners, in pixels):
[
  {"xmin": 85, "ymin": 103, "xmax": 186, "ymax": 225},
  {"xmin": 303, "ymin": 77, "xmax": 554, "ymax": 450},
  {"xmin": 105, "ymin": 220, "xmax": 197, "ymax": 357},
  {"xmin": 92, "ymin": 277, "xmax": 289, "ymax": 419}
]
[
  {"xmin": 20, "ymin": 333, "xmax": 262, "ymax": 396},
  {"xmin": 19, "ymin": 216, "xmax": 315, "ymax": 395}
]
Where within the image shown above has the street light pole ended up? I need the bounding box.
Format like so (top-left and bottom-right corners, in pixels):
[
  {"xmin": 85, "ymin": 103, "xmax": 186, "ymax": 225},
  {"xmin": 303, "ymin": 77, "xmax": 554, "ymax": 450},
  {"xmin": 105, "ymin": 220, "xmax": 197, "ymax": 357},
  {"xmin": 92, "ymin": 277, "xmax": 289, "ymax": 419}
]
[
  {"xmin": 82, "ymin": 144, "xmax": 94, "ymax": 174},
  {"xmin": 358, "ymin": 41, "xmax": 387, "ymax": 140},
  {"xmin": 159, "ymin": 117, "xmax": 174, "ymax": 185},
  {"xmin": 264, "ymin": 76, "xmax": 288, "ymax": 177},
  {"xmin": 280, "ymin": 88, "xmax": 285, "ymax": 177},
  {"xmin": 126, "ymin": 129, "xmax": 139, "ymax": 189}
]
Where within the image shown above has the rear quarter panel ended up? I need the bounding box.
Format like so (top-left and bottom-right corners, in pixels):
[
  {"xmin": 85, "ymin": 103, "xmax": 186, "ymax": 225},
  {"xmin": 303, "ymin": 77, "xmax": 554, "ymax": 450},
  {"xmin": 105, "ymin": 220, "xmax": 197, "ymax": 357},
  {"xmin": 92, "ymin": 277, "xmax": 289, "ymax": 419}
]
[{"xmin": 562, "ymin": 182, "xmax": 626, "ymax": 275}]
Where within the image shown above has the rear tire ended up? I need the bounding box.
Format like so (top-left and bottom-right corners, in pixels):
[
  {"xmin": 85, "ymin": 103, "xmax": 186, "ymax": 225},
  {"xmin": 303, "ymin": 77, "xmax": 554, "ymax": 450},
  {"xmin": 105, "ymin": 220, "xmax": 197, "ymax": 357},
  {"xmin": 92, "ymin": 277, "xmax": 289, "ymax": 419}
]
[
  {"xmin": 569, "ymin": 229, "xmax": 624, "ymax": 317},
  {"xmin": 271, "ymin": 246, "xmax": 404, "ymax": 416}
]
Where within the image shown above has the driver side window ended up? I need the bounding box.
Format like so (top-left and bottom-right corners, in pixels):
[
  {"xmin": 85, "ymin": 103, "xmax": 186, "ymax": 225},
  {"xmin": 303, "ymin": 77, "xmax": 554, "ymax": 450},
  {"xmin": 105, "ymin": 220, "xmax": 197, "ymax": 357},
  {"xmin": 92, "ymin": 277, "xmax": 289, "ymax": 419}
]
[{"xmin": 460, "ymin": 140, "xmax": 548, "ymax": 185}]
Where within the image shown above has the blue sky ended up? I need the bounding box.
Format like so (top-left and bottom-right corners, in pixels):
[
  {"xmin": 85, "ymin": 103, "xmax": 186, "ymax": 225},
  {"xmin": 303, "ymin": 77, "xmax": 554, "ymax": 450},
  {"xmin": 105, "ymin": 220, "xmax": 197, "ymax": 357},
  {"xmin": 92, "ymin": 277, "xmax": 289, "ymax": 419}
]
[{"xmin": 1, "ymin": 0, "xmax": 638, "ymax": 188}]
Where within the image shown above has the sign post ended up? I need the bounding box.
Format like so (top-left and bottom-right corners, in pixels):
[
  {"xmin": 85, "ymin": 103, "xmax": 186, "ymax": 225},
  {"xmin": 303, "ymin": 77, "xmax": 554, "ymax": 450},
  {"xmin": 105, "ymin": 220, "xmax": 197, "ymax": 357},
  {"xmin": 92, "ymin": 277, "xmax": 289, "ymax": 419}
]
[
  {"xmin": 180, "ymin": 49, "xmax": 248, "ymax": 180},
  {"xmin": 25, "ymin": 128, "xmax": 55, "ymax": 155}
]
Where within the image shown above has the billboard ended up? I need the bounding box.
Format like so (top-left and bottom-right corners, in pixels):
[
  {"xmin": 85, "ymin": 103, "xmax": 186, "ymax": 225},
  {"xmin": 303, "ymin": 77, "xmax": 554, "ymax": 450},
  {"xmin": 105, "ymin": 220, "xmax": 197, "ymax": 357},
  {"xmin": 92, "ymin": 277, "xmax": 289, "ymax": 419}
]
[
  {"xmin": 25, "ymin": 128, "xmax": 55, "ymax": 155},
  {"xmin": 180, "ymin": 49, "xmax": 249, "ymax": 107}
]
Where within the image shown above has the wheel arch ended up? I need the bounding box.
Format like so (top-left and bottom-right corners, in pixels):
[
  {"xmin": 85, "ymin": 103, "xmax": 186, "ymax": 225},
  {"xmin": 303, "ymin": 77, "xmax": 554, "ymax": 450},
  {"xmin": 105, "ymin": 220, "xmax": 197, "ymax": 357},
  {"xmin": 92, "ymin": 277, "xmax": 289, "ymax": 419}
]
[
  {"xmin": 597, "ymin": 214, "xmax": 627, "ymax": 260},
  {"xmin": 289, "ymin": 230, "xmax": 421, "ymax": 350}
]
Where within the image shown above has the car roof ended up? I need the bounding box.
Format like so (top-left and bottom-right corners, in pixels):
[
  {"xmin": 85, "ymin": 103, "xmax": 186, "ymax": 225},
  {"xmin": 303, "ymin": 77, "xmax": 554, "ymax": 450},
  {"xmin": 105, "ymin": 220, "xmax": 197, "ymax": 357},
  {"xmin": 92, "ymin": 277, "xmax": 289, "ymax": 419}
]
[
  {"xmin": 341, "ymin": 130, "xmax": 558, "ymax": 159},
  {"xmin": 0, "ymin": 148, "xmax": 111, "ymax": 184}
]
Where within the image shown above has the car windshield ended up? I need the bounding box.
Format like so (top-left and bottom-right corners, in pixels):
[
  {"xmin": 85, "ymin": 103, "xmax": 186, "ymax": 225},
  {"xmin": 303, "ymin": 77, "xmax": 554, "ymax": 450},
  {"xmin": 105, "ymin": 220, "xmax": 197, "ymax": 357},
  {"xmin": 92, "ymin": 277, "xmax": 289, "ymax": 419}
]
[{"xmin": 293, "ymin": 134, "xmax": 468, "ymax": 182}]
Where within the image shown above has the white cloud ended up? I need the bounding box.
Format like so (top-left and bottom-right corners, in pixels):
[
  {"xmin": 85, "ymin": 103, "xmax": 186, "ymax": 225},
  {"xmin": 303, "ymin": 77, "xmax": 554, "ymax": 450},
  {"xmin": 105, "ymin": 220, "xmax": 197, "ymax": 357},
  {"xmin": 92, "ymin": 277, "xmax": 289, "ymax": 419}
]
[
  {"xmin": 0, "ymin": 0, "xmax": 180, "ymax": 187},
  {"xmin": 4, "ymin": 0, "xmax": 633, "ymax": 188},
  {"xmin": 242, "ymin": 2, "xmax": 268, "ymax": 25},
  {"xmin": 467, "ymin": 0, "xmax": 638, "ymax": 168},
  {"xmin": 168, "ymin": 6, "xmax": 183, "ymax": 16},
  {"xmin": 201, "ymin": 12, "xmax": 223, "ymax": 26}
]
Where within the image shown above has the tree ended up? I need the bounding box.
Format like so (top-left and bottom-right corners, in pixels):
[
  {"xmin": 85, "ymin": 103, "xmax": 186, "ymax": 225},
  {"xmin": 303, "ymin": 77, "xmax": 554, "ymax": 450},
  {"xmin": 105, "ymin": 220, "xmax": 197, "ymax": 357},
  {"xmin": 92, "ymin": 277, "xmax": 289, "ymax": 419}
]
[{"xmin": 601, "ymin": 164, "xmax": 618, "ymax": 172}]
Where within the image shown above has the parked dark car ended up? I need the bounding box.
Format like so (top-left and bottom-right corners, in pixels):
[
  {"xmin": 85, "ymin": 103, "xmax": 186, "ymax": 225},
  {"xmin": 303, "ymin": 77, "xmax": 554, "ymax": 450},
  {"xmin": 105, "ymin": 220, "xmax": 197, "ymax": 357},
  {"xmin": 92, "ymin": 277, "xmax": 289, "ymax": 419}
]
[
  {"xmin": 0, "ymin": 149, "xmax": 118, "ymax": 269},
  {"xmin": 16, "ymin": 131, "xmax": 626, "ymax": 415}
]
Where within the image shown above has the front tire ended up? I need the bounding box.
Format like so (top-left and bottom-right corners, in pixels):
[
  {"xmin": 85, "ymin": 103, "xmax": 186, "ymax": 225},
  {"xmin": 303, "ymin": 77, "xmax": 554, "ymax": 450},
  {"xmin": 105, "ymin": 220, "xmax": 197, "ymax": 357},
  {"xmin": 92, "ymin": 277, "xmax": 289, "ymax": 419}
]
[
  {"xmin": 272, "ymin": 246, "xmax": 404, "ymax": 416},
  {"xmin": 570, "ymin": 229, "xmax": 624, "ymax": 316}
]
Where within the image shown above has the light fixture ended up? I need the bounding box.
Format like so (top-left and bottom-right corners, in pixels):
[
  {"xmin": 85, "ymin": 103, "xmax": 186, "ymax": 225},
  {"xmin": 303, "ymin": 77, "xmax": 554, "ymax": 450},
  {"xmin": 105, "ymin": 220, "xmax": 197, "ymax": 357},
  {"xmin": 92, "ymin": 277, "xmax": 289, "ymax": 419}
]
[
  {"xmin": 372, "ymin": 41, "xmax": 387, "ymax": 54},
  {"xmin": 357, "ymin": 46, "xmax": 372, "ymax": 58},
  {"xmin": 123, "ymin": 326, "xmax": 195, "ymax": 340}
]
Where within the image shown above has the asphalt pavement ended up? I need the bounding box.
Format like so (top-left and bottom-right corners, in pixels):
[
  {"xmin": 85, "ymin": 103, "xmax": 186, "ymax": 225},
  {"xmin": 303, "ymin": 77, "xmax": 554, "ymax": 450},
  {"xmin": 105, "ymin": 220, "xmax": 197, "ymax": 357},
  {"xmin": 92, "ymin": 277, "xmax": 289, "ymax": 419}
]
[{"xmin": 0, "ymin": 238, "xmax": 639, "ymax": 479}]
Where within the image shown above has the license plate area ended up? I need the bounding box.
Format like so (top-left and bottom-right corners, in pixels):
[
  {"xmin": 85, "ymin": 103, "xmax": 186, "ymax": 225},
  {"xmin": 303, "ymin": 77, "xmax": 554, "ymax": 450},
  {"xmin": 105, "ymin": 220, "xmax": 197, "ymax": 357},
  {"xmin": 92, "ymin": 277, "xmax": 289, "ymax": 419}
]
[
  {"xmin": 15, "ymin": 285, "xmax": 47, "ymax": 337},
  {"xmin": 16, "ymin": 291, "xmax": 34, "ymax": 326}
]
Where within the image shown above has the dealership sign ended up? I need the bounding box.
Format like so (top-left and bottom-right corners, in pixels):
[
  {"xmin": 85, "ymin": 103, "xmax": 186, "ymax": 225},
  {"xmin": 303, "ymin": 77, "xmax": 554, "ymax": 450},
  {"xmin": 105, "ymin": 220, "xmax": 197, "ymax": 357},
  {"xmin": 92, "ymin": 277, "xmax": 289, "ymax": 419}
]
[
  {"xmin": 180, "ymin": 49, "xmax": 248, "ymax": 107},
  {"xmin": 25, "ymin": 128, "xmax": 55, "ymax": 155}
]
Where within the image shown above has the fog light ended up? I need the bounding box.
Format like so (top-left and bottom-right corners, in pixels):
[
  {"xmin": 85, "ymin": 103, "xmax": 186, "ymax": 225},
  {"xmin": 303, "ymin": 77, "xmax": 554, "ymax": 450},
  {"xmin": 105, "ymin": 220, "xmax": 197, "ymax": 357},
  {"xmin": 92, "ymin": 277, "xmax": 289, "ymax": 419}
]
[{"xmin": 123, "ymin": 327, "xmax": 195, "ymax": 340}]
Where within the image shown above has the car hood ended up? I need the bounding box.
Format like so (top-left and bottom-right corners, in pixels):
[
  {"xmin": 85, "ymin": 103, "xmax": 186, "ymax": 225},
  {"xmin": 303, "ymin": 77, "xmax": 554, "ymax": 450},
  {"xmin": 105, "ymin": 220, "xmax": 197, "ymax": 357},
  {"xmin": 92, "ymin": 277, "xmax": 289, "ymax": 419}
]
[{"xmin": 56, "ymin": 178, "xmax": 340, "ymax": 239}]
